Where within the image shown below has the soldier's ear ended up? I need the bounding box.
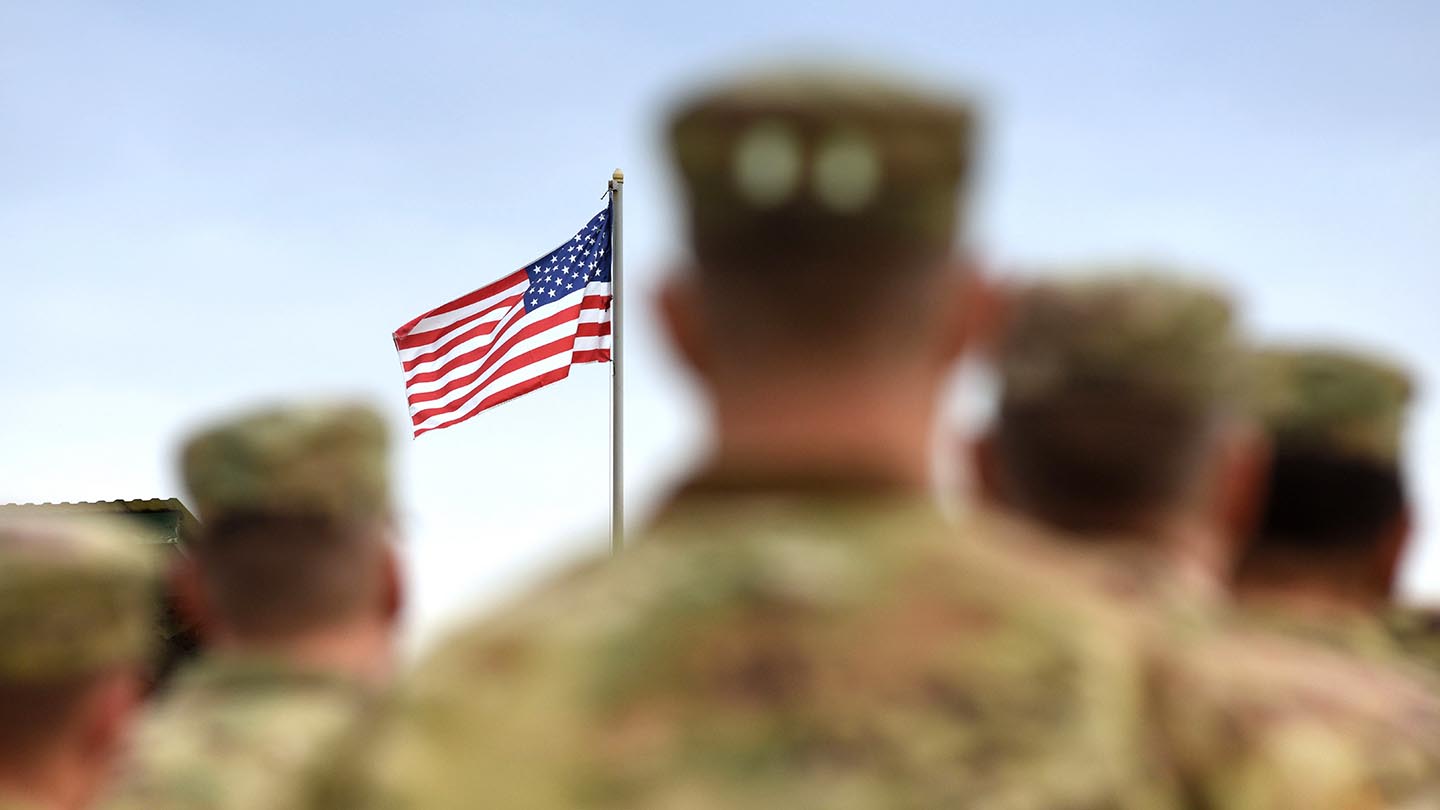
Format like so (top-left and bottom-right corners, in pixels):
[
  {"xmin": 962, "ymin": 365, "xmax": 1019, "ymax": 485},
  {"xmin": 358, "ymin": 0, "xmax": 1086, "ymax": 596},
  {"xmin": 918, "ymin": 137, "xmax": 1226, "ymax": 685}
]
[
  {"xmin": 657, "ymin": 270, "xmax": 712, "ymax": 379},
  {"xmin": 943, "ymin": 256, "xmax": 993, "ymax": 365},
  {"xmin": 379, "ymin": 544, "xmax": 404, "ymax": 627},
  {"xmin": 1377, "ymin": 507, "xmax": 1413, "ymax": 597},
  {"xmin": 76, "ymin": 669, "xmax": 145, "ymax": 789},
  {"xmin": 170, "ymin": 555, "xmax": 214, "ymax": 643},
  {"xmin": 969, "ymin": 431, "xmax": 1007, "ymax": 508},
  {"xmin": 1209, "ymin": 421, "xmax": 1272, "ymax": 575}
]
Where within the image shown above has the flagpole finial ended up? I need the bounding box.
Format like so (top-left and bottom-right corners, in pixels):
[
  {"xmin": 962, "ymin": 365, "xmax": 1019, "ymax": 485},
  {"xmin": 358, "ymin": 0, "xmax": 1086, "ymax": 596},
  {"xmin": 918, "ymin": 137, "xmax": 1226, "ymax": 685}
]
[{"xmin": 612, "ymin": 168, "xmax": 624, "ymax": 183}]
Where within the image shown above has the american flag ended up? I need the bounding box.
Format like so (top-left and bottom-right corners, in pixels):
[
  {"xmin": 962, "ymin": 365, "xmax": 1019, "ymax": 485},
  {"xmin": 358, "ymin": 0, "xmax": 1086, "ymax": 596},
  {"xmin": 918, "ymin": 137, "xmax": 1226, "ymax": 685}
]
[{"xmin": 394, "ymin": 206, "xmax": 613, "ymax": 437}]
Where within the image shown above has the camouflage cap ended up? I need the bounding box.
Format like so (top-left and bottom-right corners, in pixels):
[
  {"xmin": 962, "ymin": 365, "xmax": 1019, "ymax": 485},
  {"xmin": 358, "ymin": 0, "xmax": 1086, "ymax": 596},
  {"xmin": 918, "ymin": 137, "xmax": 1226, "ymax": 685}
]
[
  {"xmin": 997, "ymin": 270, "xmax": 1241, "ymax": 409},
  {"xmin": 667, "ymin": 64, "xmax": 976, "ymax": 267},
  {"xmin": 0, "ymin": 517, "xmax": 157, "ymax": 681},
  {"xmin": 182, "ymin": 401, "xmax": 392, "ymax": 525},
  {"xmin": 1250, "ymin": 346, "xmax": 1414, "ymax": 464}
]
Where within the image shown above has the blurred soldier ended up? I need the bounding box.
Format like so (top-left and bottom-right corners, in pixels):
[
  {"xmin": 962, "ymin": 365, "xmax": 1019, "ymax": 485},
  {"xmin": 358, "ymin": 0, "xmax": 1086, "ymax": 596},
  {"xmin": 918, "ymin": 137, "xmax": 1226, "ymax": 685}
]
[
  {"xmin": 101, "ymin": 403, "xmax": 402, "ymax": 810},
  {"xmin": 972, "ymin": 273, "xmax": 1262, "ymax": 607},
  {"xmin": 304, "ymin": 66, "xmax": 1195, "ymax": 810},
  {"xmin": 0, "ymin": 518, "xmax": 156, "ymax": 810},
  {"xmin": 975, "ymin": 275, "xmax": 1440, "ymax": 804},
  {"xmin": 1234, "ymin": 347, "xmax": 1427, "ymax": 662}
]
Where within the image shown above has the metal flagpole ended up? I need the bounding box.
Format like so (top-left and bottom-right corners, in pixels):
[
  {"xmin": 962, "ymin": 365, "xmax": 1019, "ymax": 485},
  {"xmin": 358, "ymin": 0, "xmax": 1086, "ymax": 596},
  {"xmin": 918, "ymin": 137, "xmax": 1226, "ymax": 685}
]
[{"xmin": 608, "ymin": 168, "xmax": 625, "ymax": 555}]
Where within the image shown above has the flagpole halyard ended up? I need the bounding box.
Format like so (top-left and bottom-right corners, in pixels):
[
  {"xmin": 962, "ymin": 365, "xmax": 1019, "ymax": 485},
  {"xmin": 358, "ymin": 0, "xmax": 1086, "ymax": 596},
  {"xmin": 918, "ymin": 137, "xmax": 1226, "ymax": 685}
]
[{"xmin": 608, "ymin": 168, "xmax": 625, "ymax": 556}]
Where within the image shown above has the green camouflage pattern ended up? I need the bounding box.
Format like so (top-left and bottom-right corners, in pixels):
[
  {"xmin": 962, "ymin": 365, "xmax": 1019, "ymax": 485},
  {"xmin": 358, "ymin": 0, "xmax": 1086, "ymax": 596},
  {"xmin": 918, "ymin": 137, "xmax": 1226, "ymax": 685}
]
[
  {"xmin": 997, "ymin": 271, "xmax": 1240, "ymax": 409},
  {"xmin": 1385, "ymin": 605, "xmax": 1440, "ymax": 679},
  {"xmin": 974, "ymin": 508, "xmax": 1440, "ymax": 808},
  {"xmin": 0, "ymin": 516, "xmax": 157, "ymax": 680},
  {"xmin": 304, "ymin": 494, "xmax": 1175, "ymax": 810},
  {"xmin": 101, "ymin": 654, "xmax": 371, "ymax": 810},
  {"xmin": 1250, "ymin": 346, "xmax": 1414, "ymax": 464},
  {"xmin": 301, "ymin": 491, "xmax": 1440, "ymax": 809},
  {"xmin": 181, "ymin": 401, "xmax": 391, "ymax": 524},
  {"xmin": 669, "ymin": 66, "xmax": 975, "ymax": 258}
]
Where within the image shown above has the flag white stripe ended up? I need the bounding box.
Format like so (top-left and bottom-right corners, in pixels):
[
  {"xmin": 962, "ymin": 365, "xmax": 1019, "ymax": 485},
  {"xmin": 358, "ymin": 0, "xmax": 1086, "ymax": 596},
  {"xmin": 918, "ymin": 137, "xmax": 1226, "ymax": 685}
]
[
  {"xmin": 407, "ymin": 277, "xmax": 529, "ymax": 335},
  {"xmin": 404, "ymin": 310, "xmax": 582, "ymax": 404},
  {"xmin": 412, "ymin": 350, "xmax": 574, "ymax": 432},
  {"xmin": 398, "ymin": 303, "xmax": 525, "ymax": 370}
]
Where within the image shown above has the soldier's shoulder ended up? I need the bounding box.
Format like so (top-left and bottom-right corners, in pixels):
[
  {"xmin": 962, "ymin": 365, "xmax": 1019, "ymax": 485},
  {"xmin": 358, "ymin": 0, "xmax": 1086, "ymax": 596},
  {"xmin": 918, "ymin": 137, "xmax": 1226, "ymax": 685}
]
[
  {"xmin": 1150, "ymin": 616, "xmax": 1440, "ymax": 806},
  {"xmin": 104, "ymin": 664, "xmax": 366, "ymax": 810},
  {"xmin": 304, "ymin": 508, "xmax": 1171, "ymax": 809}
]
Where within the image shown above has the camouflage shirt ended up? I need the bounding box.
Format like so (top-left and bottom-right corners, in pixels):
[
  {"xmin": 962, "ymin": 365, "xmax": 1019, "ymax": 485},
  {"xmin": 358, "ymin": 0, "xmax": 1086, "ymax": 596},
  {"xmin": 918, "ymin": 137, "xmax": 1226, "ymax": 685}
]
[
  {"xmin": 304, "ymin": 487, "xmax": 1440, "ymax": 809},
  {"xmin": 102, "ymin": 653, "xmax": 371, "ymax": 810},
  {"xmin": 305, "ymin": 486, "xmax": 1175, "ymax": 810},
  {"xmin": 979, "ymin": 510, "xmax": 1440, "ymax": 808},
  {"xmin": 1385, "ymin": 606, "xmax": 1440, "ymax": 680}
]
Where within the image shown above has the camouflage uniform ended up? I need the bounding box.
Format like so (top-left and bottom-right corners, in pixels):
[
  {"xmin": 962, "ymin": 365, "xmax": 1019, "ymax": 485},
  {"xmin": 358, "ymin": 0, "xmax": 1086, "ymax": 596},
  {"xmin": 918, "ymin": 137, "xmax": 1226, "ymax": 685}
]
[
  {"xmin": 1241, "ymin": 348, "xmax": 1439, "ymax": 672},
  {"xmin": 311, "ymin": 486, "xmax": 1182, "ymax": 810},
  {"xmin": 0, "ymin": 516, "xmax": 158, "ymax": 810},
  {"xmin": 104, "ymin": 655, "xmax": 368, "ymax": 810},
  {"xmin": 101, "ymin": 403, "xmax": 392, "ymax": 810},
  {"xmin": 1387, "ymin": 605, "xmax": 1440, "ymax": 677},
  {"xmin": 991, "ymin": 278, "xmax": 1440, "ymax": 806}
]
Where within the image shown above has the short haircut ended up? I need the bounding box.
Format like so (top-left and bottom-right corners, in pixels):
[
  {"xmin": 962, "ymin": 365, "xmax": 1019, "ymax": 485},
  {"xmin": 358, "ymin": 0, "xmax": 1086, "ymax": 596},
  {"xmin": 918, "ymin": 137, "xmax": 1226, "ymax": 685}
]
[
  {"xmin": 992, "ymin": 389, "xmax": 1219, "ymax": 535},
  {"xmin": 694, "ymin": 246, "xmax": 957, "ymax": 359},
  {"xmin": 1251, "ymin": 443, "xmax": 1405, "ymax": 555},
  {"xmin": 196, "ymin": 513, "xmax": 388, "ymax": 639}
]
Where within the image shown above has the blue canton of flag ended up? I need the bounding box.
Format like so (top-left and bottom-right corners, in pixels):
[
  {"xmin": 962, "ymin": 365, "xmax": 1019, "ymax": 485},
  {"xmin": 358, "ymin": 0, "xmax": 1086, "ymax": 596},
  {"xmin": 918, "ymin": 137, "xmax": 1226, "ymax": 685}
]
[{"xmin": 522, "ymin": 207, "xmax": 612, "ymax": 310}]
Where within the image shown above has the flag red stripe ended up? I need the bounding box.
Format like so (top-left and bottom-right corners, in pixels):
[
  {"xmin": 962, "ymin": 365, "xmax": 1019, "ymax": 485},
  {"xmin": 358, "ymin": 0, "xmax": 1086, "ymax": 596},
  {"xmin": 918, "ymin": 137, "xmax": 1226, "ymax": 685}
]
[
  {"xmin": 397, "ymin": 304, "xmax": 516, "ymax": 370},
  {"xmin": 393, "ymin": 270, "xmax": 528, "ymax": 338},
  {"xmin": 403, "ymin": 304, "xmax": 584, "ymax": 403},
  {"xmin": 394, "ymin": 292, "xmax": 523, "ymax": 353},
  {"xmin": 408, "ymin": 335, "xmax": 577, "ymax": 425},
  {"xmin": 413, "ymin": 366, "xmax": 573, "ymax": 437}
]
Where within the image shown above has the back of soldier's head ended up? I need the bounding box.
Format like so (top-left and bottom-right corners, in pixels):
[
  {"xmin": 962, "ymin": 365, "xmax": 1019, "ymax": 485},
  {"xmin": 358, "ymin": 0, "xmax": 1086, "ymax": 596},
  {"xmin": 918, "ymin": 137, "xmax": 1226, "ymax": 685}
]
[
  {"xmin": 181, "ymin": 400, "xmax": 396, "ymax": 640},
  {"xmin": 665, "ymin": 65, "xmax": 977, "ymax": 363},
  {"xmin": 1245, "ymin": 347, "xmax": 1412, "ymax": 564},
  {"xmin": 0, "ymin": 516, "xmax": 156, "ymax": 763},
  {"xmin": 989, "ymin": 270, "xmax": 1243, "ymax": 534}
]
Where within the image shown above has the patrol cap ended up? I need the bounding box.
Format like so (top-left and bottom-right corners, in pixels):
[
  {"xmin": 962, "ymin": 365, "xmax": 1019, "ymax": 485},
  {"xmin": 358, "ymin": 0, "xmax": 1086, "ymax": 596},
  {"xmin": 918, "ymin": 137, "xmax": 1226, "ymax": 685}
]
[
  {"xmin": 182, "ymin": 401, "xmax": 392, "ymax": 526},
  {"xmin": 997, "ymin": 270, "xmax": 1241, "ymax": 410},
  {"xmin": 1250, "ymin": 346, "xmax": 1413, "ymax": 465},
  {"xmin": 667, "ymin": 64, "xmax": 976, "ymax": 270},
  {"xmin": 0, "ymin": 516, "xmax": 157, "ymax": 681}
]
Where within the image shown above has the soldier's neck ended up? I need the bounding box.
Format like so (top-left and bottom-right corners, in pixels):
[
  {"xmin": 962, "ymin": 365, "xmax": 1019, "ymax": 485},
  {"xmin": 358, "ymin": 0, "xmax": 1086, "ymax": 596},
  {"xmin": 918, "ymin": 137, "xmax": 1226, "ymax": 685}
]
[
  {"xmin": 0, "ymin": 756, "xmax": 87, "ymax": 810},
  {"xmin": 706, "ymin": 376, "xmax": 937, "ymax": 494},
  {"xmin": 1235, "ymin": 562, "xmax": 1389, "ymax": 616},
  {"xmin": 213, "ymin": 620, "xmax": 395, "ymax": 687}
]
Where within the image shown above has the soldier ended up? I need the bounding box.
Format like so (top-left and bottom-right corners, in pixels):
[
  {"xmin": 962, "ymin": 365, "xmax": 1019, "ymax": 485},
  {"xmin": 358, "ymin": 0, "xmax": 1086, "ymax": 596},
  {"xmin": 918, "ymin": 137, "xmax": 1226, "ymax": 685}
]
[
  {"xmin": 1234, "ymin": 347, "xmax": 1428, "ymax": 664},
  {"xmin": 0, "ymin": 517, "xmax": 157, "ymax": 810},
  {"xmin": 101, "ymin": 402, "xmax": 403, "ymax": 810},
  {"xmin": 302, "ymin": 71, "xmax": 1440, "ymax": 809},
  {"xmin": 975, "ymin": 274, "xmax": 1440, "ymax": 804},
  {"xmin": 971, "ymin": 272, "xmax": 1262, "ymax": 607}
]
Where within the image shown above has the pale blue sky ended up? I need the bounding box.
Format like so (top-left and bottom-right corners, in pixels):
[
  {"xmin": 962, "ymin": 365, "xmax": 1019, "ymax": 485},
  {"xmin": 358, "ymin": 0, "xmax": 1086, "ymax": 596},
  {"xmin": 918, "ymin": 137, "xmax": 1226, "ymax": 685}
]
[{"xmin": 3, "ymin": 1, "xmax": 1438, "ymax": 646}]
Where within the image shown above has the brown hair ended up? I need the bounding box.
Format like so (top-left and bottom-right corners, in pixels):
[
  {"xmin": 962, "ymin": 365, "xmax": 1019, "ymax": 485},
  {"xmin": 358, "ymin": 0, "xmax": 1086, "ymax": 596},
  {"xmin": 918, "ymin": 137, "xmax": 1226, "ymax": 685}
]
[{"xmin": 195, "ymin": 513, "xmax": 389, "ymax": 639}]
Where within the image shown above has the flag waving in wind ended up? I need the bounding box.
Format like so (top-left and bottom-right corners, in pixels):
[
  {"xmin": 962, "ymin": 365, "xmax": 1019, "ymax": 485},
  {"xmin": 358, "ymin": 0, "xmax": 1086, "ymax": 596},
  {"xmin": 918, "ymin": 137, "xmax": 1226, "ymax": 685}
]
[{"xmin": 394, "ymin": 206, "xmax": 613, "ymax": 437}]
